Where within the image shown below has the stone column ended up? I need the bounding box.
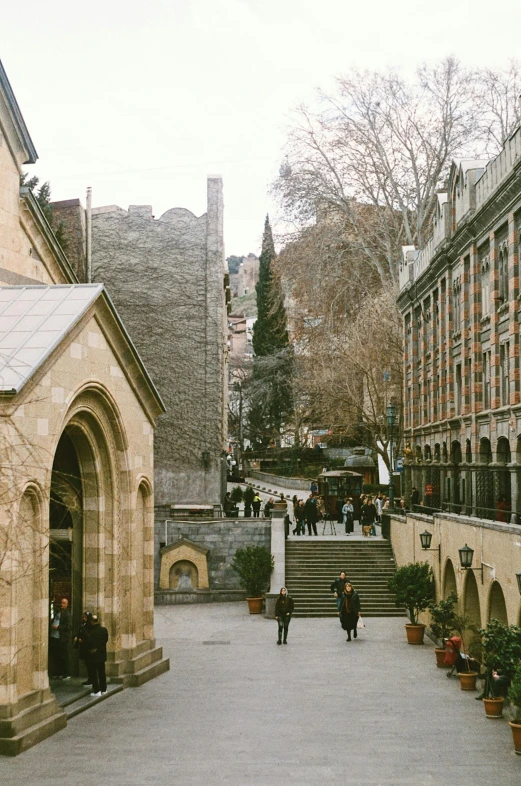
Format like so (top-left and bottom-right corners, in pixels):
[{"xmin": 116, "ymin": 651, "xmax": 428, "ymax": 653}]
[{"xmin": 265, "ymin": 502, "xmax": 286, "ymax": 619}]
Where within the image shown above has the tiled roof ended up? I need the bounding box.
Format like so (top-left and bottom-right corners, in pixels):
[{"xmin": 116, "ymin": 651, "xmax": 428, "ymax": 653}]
[{"xmin": 0, "ymin": 285, "xmax": 103, "ymax": 392}]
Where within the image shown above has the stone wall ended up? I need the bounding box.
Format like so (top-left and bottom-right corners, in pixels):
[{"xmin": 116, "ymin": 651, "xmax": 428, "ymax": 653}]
[
  {"xmin": 390, "ymin": 511, "xmax": 521, "ymax": 628},
  {"xmin": 90, "ymin": 178, "xmax": 227, "ymax": 507},
  {"xmin": 154, "ymin": 511, "xmax": 271, "ymax": 603},
  {"xmin": 249, "ymin": 470, "xmax": 309, "ymax": 491}
]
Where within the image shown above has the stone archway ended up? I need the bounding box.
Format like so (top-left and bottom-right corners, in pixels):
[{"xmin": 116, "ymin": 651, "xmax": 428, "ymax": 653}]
[
  {"xmin": 443, "ymin": 559, "xmax": 457, "ymax": 600},
  {"xmin": 463, "ymin": 570, "xmax": 482, "ymax": 652},
  {"xmin": 488, "ymin": 581, "xmax": 508, "ymax": 624}
]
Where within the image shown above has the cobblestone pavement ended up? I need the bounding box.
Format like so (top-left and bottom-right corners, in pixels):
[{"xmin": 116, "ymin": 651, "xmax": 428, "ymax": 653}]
[{"xmin": 2, "ymin": 603, "xmax": 520, "ymax": 785}]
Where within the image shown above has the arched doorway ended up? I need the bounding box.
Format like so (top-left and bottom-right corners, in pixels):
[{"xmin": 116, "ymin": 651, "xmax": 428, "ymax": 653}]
[
  {"xmin": 477, "ymin": 438, "xmax": 494, "ymax": 520},
  {"xmin": 451, "ymin": 441, "xmax": 462, "ymax": 514},
  {"xmin": 463, "ymin": 570, "xmax": 482, "ymax": 654},
  {"xmin": 496, "ymin": 437, "xmax": 511, "ymax": 519},
  {"xmin": 443, "ymin": 559, "xmax": 457, "ymax": 600},
  {"xmin": 488, "ymin": 581, "xmax": 508, "ymax": 624},
  {"xmin": 48, "ymin": 395, "xmax": 122, "ymax": 679}
]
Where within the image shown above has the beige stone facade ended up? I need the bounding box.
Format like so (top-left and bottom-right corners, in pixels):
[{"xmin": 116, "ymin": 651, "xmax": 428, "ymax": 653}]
[
  {"xmin": 391, "ymin": 512, "xmax": 521, "ymax": 635},
  {"xmin": 0, "ymin": 61, "xmax": 168, "ymax": 755}
]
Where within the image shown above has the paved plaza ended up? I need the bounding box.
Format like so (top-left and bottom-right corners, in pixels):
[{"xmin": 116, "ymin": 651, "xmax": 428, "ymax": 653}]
[{"xmin": 2, "ymin": 603, "xmax": 521, "ymax": 785}]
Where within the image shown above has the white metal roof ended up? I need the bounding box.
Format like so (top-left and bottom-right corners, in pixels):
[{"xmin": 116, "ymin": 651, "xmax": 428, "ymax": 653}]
[{"xmin": 0, "ymin": 285, "xmax": 103, "ymax": 393}]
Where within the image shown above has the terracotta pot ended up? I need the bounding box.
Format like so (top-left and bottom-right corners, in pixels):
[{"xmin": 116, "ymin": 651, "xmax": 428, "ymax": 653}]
[
  {"xmin": 483, "ymin": 696, "xmax": 504, "ymax": 718},
  {"xmin": 435, "ymin": 647, "xmax": 448, "ymax": 667},
  {"xmin": 246, "ymin": 597, "xmax": 263, "ymax": 614},
  {"xmin": 405, "ymin": 624, "xmax": 426, "ymax": 645},
  {"xmin": 458, "ymin": 671, "xmax": 478, "ymax": 691},
  {"xmin": 509, "ymin": 721, "xmax": 521, "ymax": 754}
]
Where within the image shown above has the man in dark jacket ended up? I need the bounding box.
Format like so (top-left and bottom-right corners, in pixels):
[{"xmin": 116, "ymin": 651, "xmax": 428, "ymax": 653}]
[
  {"xmin": 274, "ymin": 587, "xmax": 295, "ymax": 644},
  {"xmin": 49, "ymin": 597, "xmax": 72, "ymax": 679},
  {"xmin": 330, "ymin": 571, "xmax": 348, "ymax": 612},
  {"xmin": 85, "ymin": 614, "xmax": 109, "ymax": 697},
  {"xmin": 361, "ymin": 497, "xmax": 378, "ymax": 536},
  {"xmin": 304, "ymin": 494, "xmax": 318, "ymax": 536}
]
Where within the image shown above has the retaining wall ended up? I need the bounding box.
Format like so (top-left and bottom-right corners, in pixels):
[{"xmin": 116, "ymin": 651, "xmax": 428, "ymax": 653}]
[{"xmin": 154, "ymin": 510, "xmax": 271, "ymax": 603}]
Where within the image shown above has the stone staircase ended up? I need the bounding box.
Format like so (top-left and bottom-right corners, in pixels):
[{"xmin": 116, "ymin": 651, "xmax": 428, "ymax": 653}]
[{"xmin": 285, "ymin": 539, "xmax": 405, "ymax": 618}]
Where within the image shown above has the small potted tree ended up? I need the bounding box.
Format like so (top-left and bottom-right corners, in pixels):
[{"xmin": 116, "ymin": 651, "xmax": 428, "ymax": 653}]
[
  {"xmin": 243, "ymin": 486, "xmax": 255, "ymax": 518},
  {"xmin": 452, "ymin": 613, "xmax": 480, "ymax": 691},
  {"xmin": 230, "ymin": 486, "xmax": 243, "ymax": 517},
  {"xmin": 388, "ymin": 562, "xmax": 435, "ymax": 644},
  {"xmin": 428, "ymin": 591, "xmax": 458, "ymax": 667},
  {"xmin": 479, "ymin": 619, "xmax": 521, "ymax": 718},
  {"xmin": 231, "ymin": 545, "xmax": 274, "ymax": 614},
  {"xmin": 508, "ymin": 664, "xmax": 521, "ymax": 754}
]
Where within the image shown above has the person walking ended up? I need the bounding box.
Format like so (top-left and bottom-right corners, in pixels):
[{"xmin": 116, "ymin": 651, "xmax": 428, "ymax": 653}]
[
  {"xmin": 252, "ymin": 493, "xmax": 262, "ymax": 518},
  {"xmin": 330, "ymin": 571, "xmax": 348, "ymax": 612},
  {"xmin": 73, "ymin": 611, "xmax": 95, "ymax": 687},
  {"xmin": 49, "ymin": 597, "xmax": 72, "ymax": 679},
  {"xmin": 339, "ymin": 582, "xmax": 361, "ymax": 642},
  {"xmin": 275, "ymin": 587, "xmax": 294, "ymax": 644},
  {"xmin": 304, "ymin": 493, "xmax": 318, "ymax": 536},
  {"xmin": 361, "ymin": 496, "xmax": 377, "ymax": 536},
  {"xmin": 294, "ymin": 499, "xmax": 306, "ymax": 535},
  {"xmin": 85, "ymin": 614, "xmax": 109, "ymax": 697}
]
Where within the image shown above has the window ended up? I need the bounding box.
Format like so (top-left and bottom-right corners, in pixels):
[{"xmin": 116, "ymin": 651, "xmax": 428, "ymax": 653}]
[
  {"xmin": 483, "ymin": 351, "xmax": 491, "ymax": 410},
  {"xmin": 481, "ymin": 256, "xmax": 490, "ymax": 317},
  {"xmin": 455, "ymin": 363, "xmax": 462, "ymax": 415},
  {"xmin": 452, "ymin": 278, "xmax": 461, "ymax": 334},
  {"xmin": 498, "ymin": 243, "xmax": 509, "ymax": 304},
  {"xmin": 500, "ymin": 342, "xmax": 510, "ymax": 406}
]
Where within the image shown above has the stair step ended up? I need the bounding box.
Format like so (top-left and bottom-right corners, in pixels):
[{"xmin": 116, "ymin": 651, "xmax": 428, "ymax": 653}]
[{"xmin": 285, "ymin": 539, "xmax": 403, "ymax": 618}]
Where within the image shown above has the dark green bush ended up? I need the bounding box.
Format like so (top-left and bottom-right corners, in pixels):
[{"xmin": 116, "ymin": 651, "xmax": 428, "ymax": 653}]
[{"xmin": 388, "ymin": 562, "xmax": 434, "ymax": 624}]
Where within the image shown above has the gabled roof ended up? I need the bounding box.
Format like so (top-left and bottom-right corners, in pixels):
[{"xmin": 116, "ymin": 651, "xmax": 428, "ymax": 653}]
[
  {"xmin": 0, "ymin": 60, "xmax": 38, "ymax": 164},
  {"xmin": 0, "ymin": 285, "xmax": 165, "ymax": 417}
]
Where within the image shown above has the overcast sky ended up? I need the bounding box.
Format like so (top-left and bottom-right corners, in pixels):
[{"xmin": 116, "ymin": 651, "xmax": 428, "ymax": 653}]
[{"xmin": 2, "ymin": 0, "xmax": 520, "ymax": 256}]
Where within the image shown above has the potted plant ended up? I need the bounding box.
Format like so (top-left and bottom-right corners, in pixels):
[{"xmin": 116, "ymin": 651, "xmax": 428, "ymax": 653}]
[
  {"xmin": 243, "ymin": 486, "xmax": 255, "ymax": 518},
  {"xmin": 231, "ymin": 545, "xmax": 274, "ymax": 614},
  {"xmin": 479, "ymin": 619, "xmax": 521, "ymax": 718},
  {"xmin": 388, "ymin": 562, "xmax": 434, "ymax": 644},
  {"xmin": 508, "ymin": 664, "xmax": 521, "ymax": 753},
  {"xmin": 452, "ymin": 613, "xmax": 480, "ymax": 691},
  {"xmin": 428, "ymin": 591, "xmax": 458, "ymax": 667},
  {"xmin": 230, "ymin": 485, "xmax": 243, "ymax": 516}
]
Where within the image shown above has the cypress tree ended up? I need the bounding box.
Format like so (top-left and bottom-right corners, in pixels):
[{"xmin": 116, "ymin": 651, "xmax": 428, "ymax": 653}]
[{"xmin": 248, "ymin": 216, "xmax": 293, "ymax": 445}]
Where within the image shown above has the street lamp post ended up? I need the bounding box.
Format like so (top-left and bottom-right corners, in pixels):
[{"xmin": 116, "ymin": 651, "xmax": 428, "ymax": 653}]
[{"xmin": 386, "ymin": 402, "xmax": 397, "ymax": 510}]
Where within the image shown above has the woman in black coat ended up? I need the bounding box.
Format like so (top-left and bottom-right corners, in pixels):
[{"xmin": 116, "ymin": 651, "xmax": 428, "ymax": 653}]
[
  {"xmin": 339, "ymin": 583, "xmax": 361, "ymax": 642},
  {"xmin": 274, "ymin": 587, "xmax": 295, "ymax": 645}
]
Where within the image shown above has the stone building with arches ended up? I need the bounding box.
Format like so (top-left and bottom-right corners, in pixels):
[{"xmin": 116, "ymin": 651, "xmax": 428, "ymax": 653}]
[
  {"xmin": 0, "ymin": 62, "xmax": 168, "ymax": 753},
  {"xmin": 398, "ymin": 123, "xmax": 521, "ymax": 522},
  {"xmin": 391, "ymin": 511, "xmax": 521, "ymax": 647}
]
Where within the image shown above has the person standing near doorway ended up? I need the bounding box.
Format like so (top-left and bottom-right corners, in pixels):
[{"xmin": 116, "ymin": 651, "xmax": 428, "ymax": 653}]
[
  {"xmin": 85, "ymin": 614, "xmax": 109, "ymax": 697},
  {"xmin": 49, "ymin": 597, "xmax": 71, "ymax": 679},
  {"xmin": 275, "ymin": 587, "xmax": 294, "ymax": 645}
]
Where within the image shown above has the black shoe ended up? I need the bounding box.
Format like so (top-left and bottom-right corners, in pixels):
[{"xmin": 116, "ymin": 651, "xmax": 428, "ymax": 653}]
[
  {"xmin": 475, "ymin": 694, "xmax": 484, "ymax": 700},
  {"xmin": 277, "ymin": 640, "xmax": 281, "ymax": 645},
  {"xmin": 346, "ymin": 636, "xmax": 351, "ymax": 641},
  {"xmin": 283, "ymin": 640, "xmax": 287, "ymax": 644}
]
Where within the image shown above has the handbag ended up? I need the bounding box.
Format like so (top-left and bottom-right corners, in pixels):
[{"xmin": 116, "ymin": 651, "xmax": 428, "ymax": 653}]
[{"xmin": 357, "ymin": 616, "xmax": 365, "ymax": 629}]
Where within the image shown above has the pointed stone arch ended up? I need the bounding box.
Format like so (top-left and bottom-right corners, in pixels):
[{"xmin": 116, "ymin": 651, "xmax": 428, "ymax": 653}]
[{"xmin": 488, "ymin": 581, "xmax": 508, "ymax": 624}]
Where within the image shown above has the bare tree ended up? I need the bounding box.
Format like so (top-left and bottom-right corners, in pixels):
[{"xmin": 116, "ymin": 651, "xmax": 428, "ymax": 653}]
[
  {"xmin": 474, "ymin": 60, "xmax": 521, "ymax": 153},
  {"xmin": 273, "ymin": 57, "xmax": 487, "ymax": 287}
]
